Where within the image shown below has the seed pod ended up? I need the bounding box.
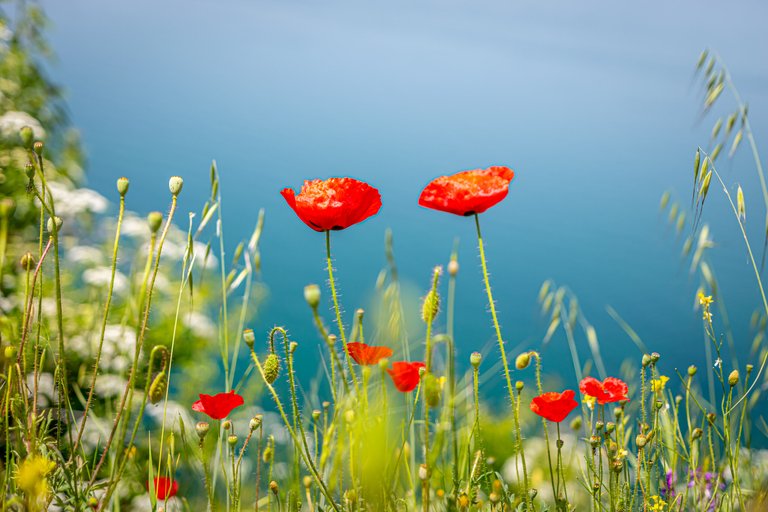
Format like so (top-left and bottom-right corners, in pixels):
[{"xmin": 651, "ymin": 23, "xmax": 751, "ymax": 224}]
[
  {"xmin": 149, "ymin": 372, "xmax": 167, "ymax": 404},
  {"xmin": 304, "ymin": 284, "xmax": 321, "ymax": 309},
  {"xmin": 33, "ymin": 141, "xmax": 43, "ymax": 155},
  {"xmin": 705, "ymin": 82, "xmax": 723, "ymax": 108},
  {"xmin": 249, "ymin": 415, "xmax": 262, "ymax": 431},
  {"xmin": 696, "ymin": 50, "xmax": 708, "ymax": 69},
  {"xmin": 470, "ymin": 352, "xmax": 482, "ymax": 369},
  {"xmin": 726, "ymin": 112, "xmax": 737, "ymax": 134},
  {"xmin": 728, "ymin": 370, "xmax": 739, "ymax": 387},
  {"xmin": 693, "ymin": 150, "xmax": 701, "ymax": 186},
  {"xmin": 19, "ymin": 252, "xmax": 36, "ymax": 271},
  {"xmin": 515, "ymin": 380, "xmax": 524, "ymax": 392},
  {"xmin": 448, "ymin": 259, "xmax": 459, "ymax": 277},
  {"xmin": 303, "ymin": 476, "xmax": 312, "ymax": 489},
  {"xmin": 148, "ymin": 212, "xmax": 163, "ymax": 233},
  {"xmin": 116, "ymin": 177, "xmax": 130, "ymax": 196},
  {"xmin": 269, "ymin": 481, "xmax": 278, "ymax": 495},
  {"xmin": 196, "ymin": 421, "xmax": 210, "ymax": 440},
  {"xmin": 243, "ymin": 329, "xmax": 255, "ymax": 348},
  {"xmin": 688, "ymin": 365, "xmax": 697, "ymax": 377},
  {"xmin": 168, "ymin": 176, "xmax": 184, "ymax": 196},
  {"xmin": 227, "ymin": 435, "xmax": 238, "ymax": 447},
  {"xmin": 263, "ymin": 353, "xmax": 280, "ymax": 384}
]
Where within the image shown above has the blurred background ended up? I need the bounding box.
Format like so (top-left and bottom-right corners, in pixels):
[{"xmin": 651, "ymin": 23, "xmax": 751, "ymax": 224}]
[{"xmin": 40, "ymin": 0, "xmax": 768, "ymax": 394}]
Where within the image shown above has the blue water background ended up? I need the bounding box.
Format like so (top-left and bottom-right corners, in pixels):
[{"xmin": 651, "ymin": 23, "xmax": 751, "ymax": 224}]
[{"xmin": 42, "ymin": 1, "xmax": 768, "ymax": 403}]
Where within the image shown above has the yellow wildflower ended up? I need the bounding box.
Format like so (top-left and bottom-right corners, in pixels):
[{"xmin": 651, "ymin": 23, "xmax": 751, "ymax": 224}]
[
  {"xmin": 649, "ymin": 495, "xmax": 667, "ymax": 511},
  {"xmin": 703, "ymin": 310, "xmax": 713, "ymax": 322},
  {"xmin": 16, "ymin": 455, "xmax": 55, "ymax": 503},
  {"xmin": 698, "ymin": 292, "xmax": 713, "ymax": 307},
  {"xmin": 584, "ymin": 395, "xmax": 596, "ymax": 410},
  {"xmin": 651, "ymin": 376, "xmax": 669, "ymax": 393}
]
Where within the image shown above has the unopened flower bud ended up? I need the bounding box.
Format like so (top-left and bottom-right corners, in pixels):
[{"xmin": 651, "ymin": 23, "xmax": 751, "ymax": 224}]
[
  {"xmin": 269, "ymin": 481, "xmax": 278, "ymax": 495},
  {"xmin": 378, "ymin": 358, "xmax": 389, "ymax": 370},
  {"xmin": 148, "ymin": 372, "xmax": 167, "ymax": 404},
  {"xmin": 20, "ymin": 252, "xmax": 36, "ymax": 271},
  {"xmin": 148, "ymin": 211, "xmax": 163, "ymax": 233},
  {"xmin": 227, "ymin": 435, "xmax": 238, "ymax": 447},
  {"xmin": 515, "ymin": 352, "xmax": 531, "ymax": 370},
  {"xmin": 168, "ymin": 176, "xmax": 184, "ymax": 196},
  {"xmin": 746, "ymin": 364, "xmax": 754, "ymax": 375},
  {"xmin": 421, "ymin": 290, "xmax": 440, "ymax": 324},
  {"xmin": 33, "ymin": 141, "xmax": 43, "ymax": 155},
  {"xmin": 116, "ymin": 177, "xmax": 130, "ymax": 196},
  {"xmin": 222, "ymin": 420, "xmax": 231, "ymax": 431},
  {"xmin": 289, "ymin": 341, "xmax": 298, "ymax": 354},
  {"xmin": 595, "ymin": 421, "xmax": 604, "ymax": 431},
  {"xmin": 636, "ymin": 435, "xmax": 647, "ymax": 448},
  {"xmin": 728, "ymin": 370, "xmax": 739, "ymax": 387},
  {"xmin": 196, "ymin": 421, "xmax": 210, "ymax": 440},
  {"xmin": 243, "ymin": 329, "xmax": 255, "ymax": 348},
  {"xmin": 19, "ymin": 126, "xmax": 34, "ymax": 148},
  {"xmin": 25, "ymin": 162, "xmax": 35, "ymax": 179},
  {"xmin": 303, "ymin": 476, "xmax": 313, "ymax": 489},
  {"xmin": 707, "ymin": 413, "xmax": 716, "ymax": 424},
  {"xmin": 263, "ymin": 353, "xmax": 280, "ymax": 384},
  {"xmin": 650, "ymin": 352, "xmax": 660, "ymax": 363},
  {"xmin": 322, "ymin": 401, "xmax": 330, "ymax": 410},
  {"xmin": 692, "ymin": 428, "xmax": 703, "ymax": 440},
  {"xmin": 515, "ymin": 380, "xmax": 524, "ymax": 392},
  {"xmin": 606, "ymin": 422, "xmax": 615, "ymax": 434},
  {"xmin": 590, "ymin": 436, "xmax": 600, "ymax": 449},
  {"xmin": 642, "ymin": 354, "xmax": 651, "ymax": 367},
  {"xmin": 249, "ymin": 415, "xmax": 262, "ymax": 431},
  {"xmin": 489, "ymin": 492, "xmax": 500, "ymax": 504},
  {"xmin": 688, "ymin": 365, "xmax": 697, "ymax": 377},
  {"xmin": 312, "ymin": 410, "xmax": 321, "ymax": 422},
  {"xmin": 570, "ymin": 416, "xmax": 582, "ymax": 431},
  {"xmin": 47, "ymin": 216, "xmax": 63, "ymax": 234},
  {"xmin": 470, "ymin": 352, "xmax": 482, "ymax": 369},
  {"xmin": 4, "ymin": 345, "xmax": 18, "ymax": 360},
  {"xmin": 304, "ymin": 284, "xmax": 321, "ymax": 309},
  {"xmin": 424, "ymin": 373, "xmax": 441, "ymax": 407},
  {"xmin": 263, "ymin": 446, "xmax": 273, "ymax": 463},
  {"xmin": 448, "ymin": 259, "xmax": 459, "ymax": 277}
]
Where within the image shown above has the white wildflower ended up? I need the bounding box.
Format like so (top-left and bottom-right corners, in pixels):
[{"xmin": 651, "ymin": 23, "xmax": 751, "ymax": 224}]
[{"xmin": 0, "ymin": 111, "xmax": 45, "ymax": 139}]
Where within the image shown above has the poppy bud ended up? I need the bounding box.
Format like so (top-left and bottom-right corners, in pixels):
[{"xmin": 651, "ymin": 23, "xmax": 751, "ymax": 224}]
[
  {"xmin": 20, "ymin": 252, "xmax": 36, "ymax": 271},
  {"xmin": 606, "ymin": 422, "xmax": 615, "ymax": 434},
  {"xmin": 227, "ymin": 435, "xmax": 238, "ymax": 447},
  {"xmin": 249, "ymin": 415, "xmax": 262, "ymax": 431},
  {"xmin": 470, "ymin": 352, "xmax": 482, "ymax": 369},
  {"xmin": 556, "ymin": 439, "xmax": 564, "ymax": 448},
  {"xmin": 243, "ymin": 329, "xmax": 255, "ymax": 348},
  {"xmin": 169, "ymin": 176, "xmax": 184, "ymax": 196},
  {"xmin": 356, "ymin": 308, "xmax": 365, "ymax": 321},
  {"xmin": 4, "ymin": 345, "xmax": 17, "ymax": 360},
  {"xmin": 327, "ymin": 334, "xmax": 337, "ymax": 347},
  {"xmin": 650, "ymin": 352, "xmax": 660, "ymax": 363},
  {"xmin": 655, "ymin": 400, "xmax": 664, "ymax": 410},
  {"xmin": 148, "ymin": 211, "xmax": 163, "ymax": 233},
  {"xmin": 378, "ymin": 358, "xmax": 389, "ymax": 370},
  {"xmin": 746, "ymin": 364, "xmax": 754, "ymax": 374},
  {"xmin": 489, "ymin": 492, "xmax": 500, "ymax": 504},
  {"xmin": 421, "ymin": 290, "xmax": 440, "ymax": 324},
  {"xmin": 0, "ymin": 198, "xmax": 15, "ymax": 218},
  {"xmin": 688, "ymin": 365, "xmax": 697, "ymax": 376},
  {"xmin": 116, "ymin": 177, "xmax": 130, "ymax": 196},
  {"xmin": 728, "ymin": 370, "xmax": 739, "ymax": 387},
  {"xmin": 263, "ymin": 446, "xmax": 274, "ymax": 463},
  {"xmin": 33, "ymin": 141, "xmax": 43, "ymax": 155},
  {"xmin": 303, "ymin": 476, "xmax": 312, "ymax": 489},
  {"xmin": 515, "ymin": 352, "xmax": 531, "ymax": 370},
  {"xmin": 47, "ymin": 216, "xmax": 63, "ymax": 234},
  {"xmin": 691, "ymin": 428, "xmax": 703, "ymax": 440},
  {"xmin": 707, "ymin": 413, "xmax": 716, "ymax": 424},
  {"xmin": 19, "ymin": 126, "xmax": 34, "ymax": 148},
  {"xmin": 25, "ymin": 162, "xmax": 35, "ymax": 179},
  {"xmin": 424, "ymin": 373, "xmax": 441, "ymax": 407},
  {"xmin": 345, "ymin": 409, "xmax": 355, "ymax": 424},
  {"xmin": 642, "ymin": 354, "xmax": 651, "ymax": 367},
  {"xmin": 590, "ymin": 436, "xmax": 600, "ymax": 449},
  {"xmin": 289, "ymin": 341, "xmax": 298, "ymax": 354},
  {"xmin": 304, "ymin": 284, "xmax": 321, "ymax": 309},
  {"xmin": 636, "ymin": 435, "xmax": 647, "ymax": 448},
  {"xmin": 263, "ymin": 353, "xmax": 280, "ymax": 384},
  {"xmin": 322, "ymin": 401, "xmax": 330, "ymax": 410},
  {"xmin": 269, "ymin": 481, "xmax": 279, "ymax": 495},
  {"xmin": 149, "ymin": 372, "xmax": 167, "ymax": 404},
  {"xmin": 611, "ymin": 460, "xmax": 623, "ymax": 473},
  {"xmin": 570, "ymin": 417, "xmax": 582, "ymax": 431},
  {"xmin": 614, "ymin": 408, "xmax": 623, "ymax": 419},
  {"xmin": 196, "ymin": 421, "xmax": 210, "ymax": 440},
  {"xmin": 515, "ymin": 380, "xmax": 524, "ymax": 392},
  {"xmin": 312, "ymin": 410, "xmax": 321, "ymax": 422},
  {"xmin": 595, "ymin": 421, "xmax": 604, "ymax": 431},
  {"xmin": 448, "ymin": 259, "xmax": 459, "ymax": 277}
]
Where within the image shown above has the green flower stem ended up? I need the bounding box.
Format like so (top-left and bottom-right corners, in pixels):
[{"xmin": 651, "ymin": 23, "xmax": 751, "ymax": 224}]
[
  {"xmin": 73, "ymin": 193, "xmax": 125, "ymax": 453},
  {"xmin": 446, "ymin": 248, "xmax": 459, "ymax": 496},
  {"xmin": 556, "ymin": 422, "xmax": 569, "ymax": 509},
  {"xmin": 311, "ymin": 306, "xmax": 348, "ymax": 398},
  {"xmin": 473, "ymin": 214, "xmax": 515, "ymax": 406},
  {"xmin": 325, "ymin": 230, "xmax": 359, "ymax": 392}
]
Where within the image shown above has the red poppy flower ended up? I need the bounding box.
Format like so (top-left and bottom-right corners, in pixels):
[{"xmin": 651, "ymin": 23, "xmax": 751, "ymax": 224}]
[
  {"xmin": 347, "ymin": 342, "xmax": 393, "ymax": 366},
  {"xmin": 147, "ymin": 476, "xmax": 178, "ymax": 500},
  {"xmin": 387, "ymin": 361, "xmax": 426, "ymax": 392},
  {"xmin": 579, "ymin": 376, "xmax": 630, "ymax": 405},
  {"xmin": 281, "ymin": 178, "xmax": 382, "ymax": 231},
  {"xmin": 418, "ymin": 166, "xmax": 514, "ymax": 216},
  {"xmin": 530, "ymin": 390, "xmax": 579, "ymax": 423},
  {"xmin": 192, "ymin": 390, "xmax": 244, "ymax": 420}
]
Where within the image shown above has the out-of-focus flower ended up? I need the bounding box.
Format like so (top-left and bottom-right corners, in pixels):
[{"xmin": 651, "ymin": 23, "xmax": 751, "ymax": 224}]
[
  {"xmin": 347, "ymin": 342, "xmax": 393, "ymax": 366},
  {"xmin": 579, "ymin": 376, "xmax": 629, "ymax": 405},
  {"xmin": 651, "ymin": 375, "xmax": 669, "ymax": 394},
  {"xmin": 146, "ymin": 476, "xmax": 178, "ymax": 500},
  {"xmin": 15, "ymin": 454, "xmax": 55, "ymax": 502},
  {"xmin": 281, "ymin": 178, "xmax": 382, "ymax": 232},
  {"xmin": 192, "ymin": 390, "xmax": 244, "ymax": 420},
  {"xmin": 0, "ymin": 111, "xmax": 45, "ymax": 139},
  {"xmin": 418, "ymin": 166, "xmax": 514, "ymax": 216},
  {"xmin": 386, "ymin": 361, "xmax": 425, "ymax": 392},
  {"xmin": 530, "ymin": 390, "xmax": 579, "ymax": 423},
  {"xmin": 82, "ymin": 268, "xmax": 128, "ymax": 294}
]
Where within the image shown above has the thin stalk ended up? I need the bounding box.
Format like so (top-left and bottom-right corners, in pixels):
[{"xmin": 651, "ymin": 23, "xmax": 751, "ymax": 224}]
[{"xmin": 325, "ymin": 230, "xmax": 358, "ymax": 391}]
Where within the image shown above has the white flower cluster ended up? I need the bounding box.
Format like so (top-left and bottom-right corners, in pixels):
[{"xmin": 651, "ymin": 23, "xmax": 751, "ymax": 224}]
[{"xmin": 68, "ymin": 324, "xmax": 137, "ymax": 373}]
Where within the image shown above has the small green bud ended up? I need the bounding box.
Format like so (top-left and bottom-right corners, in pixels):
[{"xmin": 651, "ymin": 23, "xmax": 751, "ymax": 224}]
[
  {"xmin": 289, "ymin": 341, "xmax": 298, "ymax": 354},
  {"xmin": 47, "ymin": 216, "xmax": 63, "ymax": 234},
  {"xmin": 148, "ymin": 211, "xmax": 163, "ymax": 233},
  {"xmin": 25, "ymin": 162, "xmax": 35, "ymax": 179},
  {"xmin": 19, "ymin": 126, "xmax": 34, "ymax": 148},
  {"xmin": 4, "ymin": 345, "xmax": 18, "ymax": 360},
  {"xmin": 227, "ymin": 435, "xmax": 238, "ymax": 447},
  {"xmin": 606, "ymin": 422, "xmax": 615, "ymax": 434},
  {"xmin": 222, "ymin": 420, "xmax": 232, "ymax": 431},
  {"xmin": 196, "ymin": 421, "xmax": 210, "ymax": 440},
  {"xmin": 421, "ymin": 290, "xmax": 440, "ymax": 324},
  {"xmin": 243, "ymin": 329, "xmax": 255, "ymax": 348},
  {"xmin": 728, "ymin": 370, "xmax": 739, "ymax": 387},
  {"xmin": 589, "ymin": 436, "xmax": 600, "ymax": 449},
  {"xmin": 169, "ymin": 176, "xmax": 184, "ymax": 196},
  {"xmin": 116, "ymin": 177, "xmax": 130, "ymax": 196},
  {"xmin": 746, "ymin": 364, "xmax": 754, "ymax": 375},
  {"xmin": 570, "ymin": 416, "xmax": 582, "ymax": 431},
  {"xmin": 263, "ymin": 446, "xmax": 274, "ymax": 463},
  {"xmin": 688, "ymin": 365, "xmax": 697, "ymax": 376},
  {"xmin": 636, "ymin": 435, "xmax": 647, "ymax": 448},
  {"xmin": 249, "ymin": 415, "xmax": 262, "ymax": 431},
  {"xmin": 448, "ymin": 259, "xmax": 459, "ymax": 277},
  {"xmin": 642, "ymin": 354, "xmax": 651, "ymax": 367},
  {"xmin": 33, "ymin": 141, "xmax": 43, "ymax": 156},
  {"xmin": 322, "ymin": 401, "xmax": 330, "ymax": 410},
  {"xmin": 515, "ymin": 352, "xmax": 531, "ymax": 370},
  {"xmin": 311, "ymin": 410, "xmax": 321, "ymax": 422},
  {"xmin": 424, "ymin": 373, "xmax": 441, "ymax": 407},
  {"xmin": 691, "ymin": 428, "xmax": 703, "ymax": 441},
  {"xmin": 263, "ymin": 353, "xmax": 280, "ymax": 384},
  {"xmin": 269, "ymin": 481, "xmax": 278, "ymax": 494},
  {"xmin": 148, "ymin": 372, "xmax": 167, "ymax": 404},
  {"xmin": 650, "ymin": 352, "xmax": 660, "ymax": 363},
  {"xmin": 304, "ymin": 284, "xmax": 321, "ymax": 309},
  {"xmin": 470, "ymin": 352, "xmax": 482, "ymax": 369},
  {"xmin": 515, "ymin": 380, "xmax": 524, "ymax": 392},
  {"xmin": 20, "ymin": 252, "xmax": 36, "ymax": 271},
  {"xmin": 303, "ymin": 476, "xmax": 313, "ymax": 489},
  {"xmin": 595, "ymin": 421, "xmax": 604, "ymax": 431}
]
